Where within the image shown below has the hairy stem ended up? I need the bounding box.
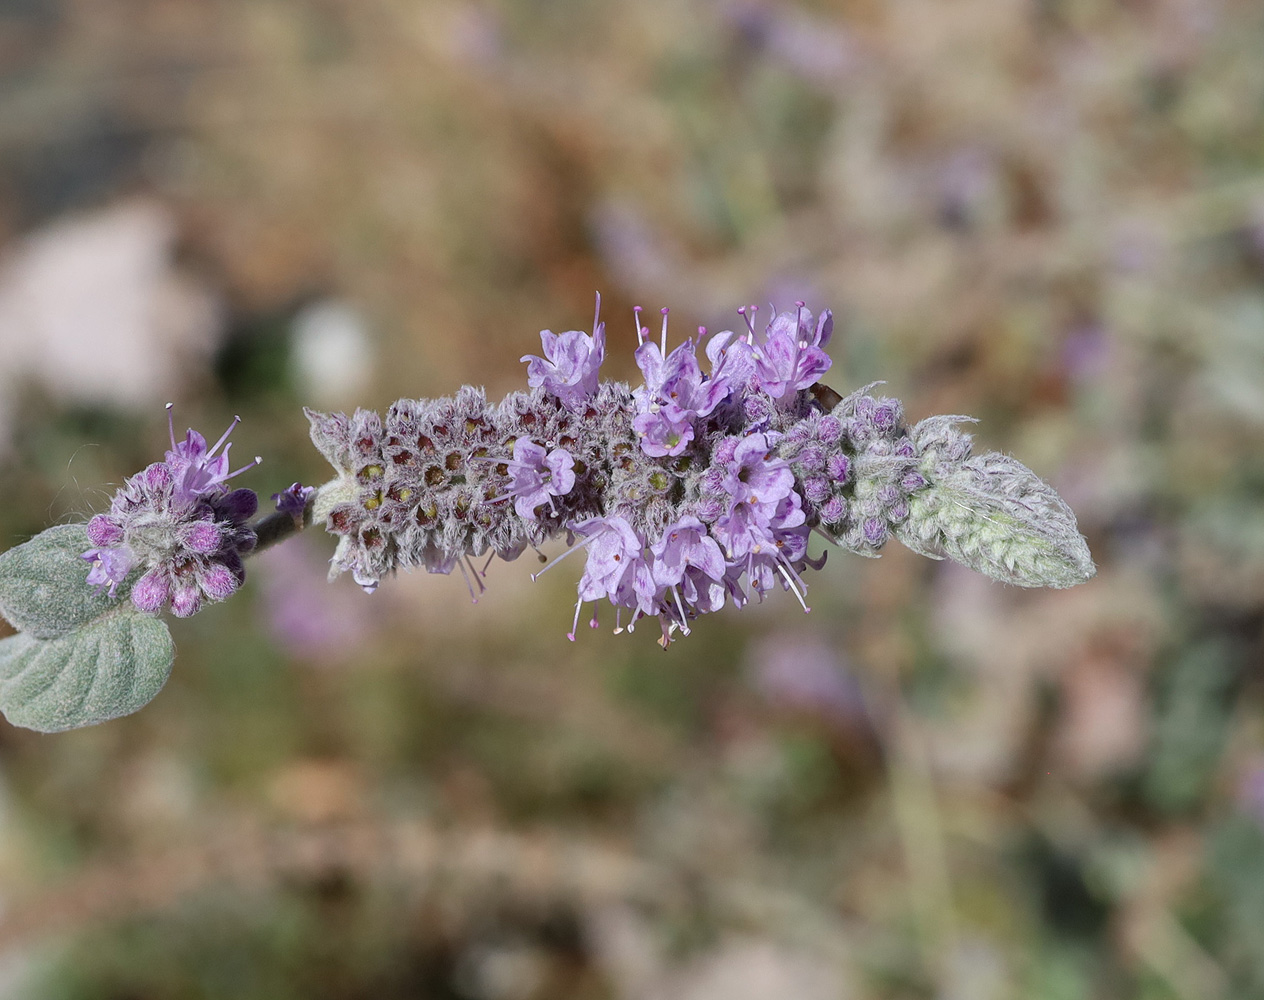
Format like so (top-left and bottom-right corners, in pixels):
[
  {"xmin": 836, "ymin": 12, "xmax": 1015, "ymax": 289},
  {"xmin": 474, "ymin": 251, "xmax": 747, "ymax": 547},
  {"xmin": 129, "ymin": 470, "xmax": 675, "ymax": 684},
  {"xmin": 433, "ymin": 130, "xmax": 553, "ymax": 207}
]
[{"xmin": 247, "ymin": 492, "xmax": 316, "ymax": 557}]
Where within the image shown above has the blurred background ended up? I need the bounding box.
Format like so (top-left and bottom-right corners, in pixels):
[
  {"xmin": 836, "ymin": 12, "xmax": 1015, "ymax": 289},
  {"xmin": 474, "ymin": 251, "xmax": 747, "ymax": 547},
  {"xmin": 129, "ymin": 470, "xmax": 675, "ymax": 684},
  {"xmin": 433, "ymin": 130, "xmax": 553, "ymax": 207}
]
[{"xmin": 0, "ymin": 0, "xmax": 1262, "ymax": 996}]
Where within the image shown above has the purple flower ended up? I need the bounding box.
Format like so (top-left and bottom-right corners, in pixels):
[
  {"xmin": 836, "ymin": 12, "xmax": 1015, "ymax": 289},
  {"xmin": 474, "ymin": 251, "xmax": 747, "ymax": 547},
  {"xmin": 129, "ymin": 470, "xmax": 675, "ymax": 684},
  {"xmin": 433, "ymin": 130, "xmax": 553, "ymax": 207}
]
[
  {"xmin": 503, "ymin": 438, "xmax": 575, "ymax": 520},
  {"xmin": 719, "ymin": 433, "xmax": 796, "ymax": 513},
  {"xmin": 165, "ymin": 405, "xmax": 261, "ymax": 505},
  {"xmin": 650, "ymin": 517, "xmax": 728, "ymax": 619},
  {"xmin": 633, "ymin": 402, "xmax": 696, "ymax": 458},
  {"xmin": 705, "ymin": 329, "xmax": 757, "ymax": 389},
  {"xmin": 574, "ymin": 516, "xmax": 658, "ymax": 615},
  {"xmin": 755, "ymin": 305, "xmax": 832, "ymax": 398},
  {"xmin": 273, "ymin": 482, "xmax": 315, "ymax": 521},
  {"xmin": 650, "ymin": 517, "xmax": 725, "ymax": 586},
  {"xmin": 520, "ymin": 297, "xmax": 606, "ymax": 411},
  {"xmin": 82, "ymin": 408, "xmax": 260, "ymax": 617},
  {"xmin": 631, "ymin": 314, "xmax": 730, "ymax": 457},
  {"xmin": 711, "ymin": 303, "xmax": 832, "ymax": 401},
  {"xmin": 713, "ymin": 490, "xmax": 806, "ymax": 560},
  {"xmin": 730, "ymin": 522, "xmax": 811, "ymax": 608},
  {"xmin": 633, "ymin": 332, "xmax": 694, "ymax": 401},
  {"xmin": 83, "ymin": 544, "xmax": 138, "ymax": 598}
]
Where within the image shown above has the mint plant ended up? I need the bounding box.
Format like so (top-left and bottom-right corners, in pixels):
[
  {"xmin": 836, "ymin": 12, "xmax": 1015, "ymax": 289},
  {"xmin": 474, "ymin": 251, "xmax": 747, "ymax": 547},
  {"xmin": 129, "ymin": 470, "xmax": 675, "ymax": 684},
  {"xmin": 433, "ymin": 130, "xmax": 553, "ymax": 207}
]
[{"xmin": 0, "ymin": 297, "xmax": 1094, "ymax": 731}]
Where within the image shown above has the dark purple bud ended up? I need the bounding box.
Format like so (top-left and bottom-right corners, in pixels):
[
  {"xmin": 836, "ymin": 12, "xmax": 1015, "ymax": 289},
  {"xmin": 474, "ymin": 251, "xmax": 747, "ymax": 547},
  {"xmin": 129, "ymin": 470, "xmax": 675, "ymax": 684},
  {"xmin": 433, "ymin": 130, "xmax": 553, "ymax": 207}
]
[
  {"xmin": 796, "ymin": 445, "xmax": 825, "ymax": 472},
  {"xmin": 894, "ymin": 437, "xmax": 916, "ymax": 458},
  {"xmin": 862, "ymin": 517, "xmax": 888, "ymax": 546},
  {"xmin": 821, "ymin": 497, "xmax": 846, "ymax": 524},
  {"xmin": 817, "ymin": 416, "xmax": 842, "ymax": 442},
  {"xmin": 803, "ymin": 478, "xmax": 831, "ymax": 503},
  {"xmin": 700, "ymin": 467, "xmax": 726, "ymax": 494},
  {"xmin": 784, "ymin": 424, "xmax": 812, "ymax": 445},
  {"xmin": 872, "ymin": 401, "xmax": 900, "ymax": 432},
  {"xmin": 888, "ymin": 500, "xmax": 909, "ymax": 522},
  {"xmin": 695, "ymin": 497, "xmax": 725, "ymax": 522},
  {"xmin": 221, "ymin": 550, "xmax": 247, "ymax": 585},
  {"xmin": 131, "ymin": 569, "xmax": 171, "ymax": 613},
  {"xmin": 87, "ymin": 515, "xmax": 124, "ymax": 547},
  {"xmin": 743, "ymin": 394, "xmax": 772, "ymax": 425},
  {"xmin": 900, "ymin": 471, "xmax": 927, "ymax": 492},
  {"xmin": 218, "ymin": 488, "xmax": 259, "ymax": 523},
  {"xmin": 713, "ymin": 437, "xmax": 739, "ymax": 466},
  {"xmin": 826, "ymin": 454, "xmax": 850, "ymax": 481}
]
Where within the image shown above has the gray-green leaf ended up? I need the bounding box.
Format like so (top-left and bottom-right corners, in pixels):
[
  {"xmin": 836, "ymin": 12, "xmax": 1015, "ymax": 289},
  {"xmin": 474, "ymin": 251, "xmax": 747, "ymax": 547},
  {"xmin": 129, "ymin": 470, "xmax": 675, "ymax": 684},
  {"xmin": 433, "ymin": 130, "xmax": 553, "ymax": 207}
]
[
  {"xmin": 896, "ymin": 452, "xmax": 1096, "ymax": 589},
  {"xmin": 0, "ymin": 607, "xmax": 174, "ymax": 732},
  {"xmin": 0, "ymin": 524, "xmax": 126, "ymax": 638}
]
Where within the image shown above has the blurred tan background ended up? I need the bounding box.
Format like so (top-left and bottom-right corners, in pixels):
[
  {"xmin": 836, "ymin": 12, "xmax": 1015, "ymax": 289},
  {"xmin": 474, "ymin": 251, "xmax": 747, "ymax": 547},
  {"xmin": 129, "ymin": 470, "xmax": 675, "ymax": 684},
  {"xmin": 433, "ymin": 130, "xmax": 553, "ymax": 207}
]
[{"xmin": 1, "ymin": 0, "xmax": 1263, "ymax": 997}]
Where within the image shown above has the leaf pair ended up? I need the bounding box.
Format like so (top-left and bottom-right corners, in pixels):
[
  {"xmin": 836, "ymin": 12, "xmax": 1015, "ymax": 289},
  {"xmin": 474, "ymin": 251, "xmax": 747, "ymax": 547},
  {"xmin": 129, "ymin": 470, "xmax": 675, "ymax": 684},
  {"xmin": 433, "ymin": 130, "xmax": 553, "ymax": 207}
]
[{"xmin": 0, "ymin": 525, "xmax": 174, "ymax": 733}]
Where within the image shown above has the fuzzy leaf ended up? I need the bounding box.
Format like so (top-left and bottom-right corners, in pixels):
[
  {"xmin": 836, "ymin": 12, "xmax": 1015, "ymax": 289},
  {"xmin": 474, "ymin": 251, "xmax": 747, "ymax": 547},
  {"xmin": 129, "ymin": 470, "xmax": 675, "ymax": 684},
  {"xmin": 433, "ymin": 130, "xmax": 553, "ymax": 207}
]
[
  {"xmin": 896, "ymin": 452, "xmax": 1095, "ymax": 588},
  {"xmin": 0, "ymin": 524, "xmax": 126, "ymax": 638},
  {"xmin": 0, "ymin": 607, "xmax": 174, "ymax": 732}
]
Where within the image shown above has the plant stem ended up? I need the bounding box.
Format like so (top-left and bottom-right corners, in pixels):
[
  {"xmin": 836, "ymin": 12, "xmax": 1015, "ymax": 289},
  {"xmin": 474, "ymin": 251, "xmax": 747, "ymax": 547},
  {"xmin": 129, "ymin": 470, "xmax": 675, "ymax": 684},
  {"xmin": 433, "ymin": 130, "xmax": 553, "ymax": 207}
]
[{"xmin": 247, "ymin": 491, "xmax": 317, "ymax": 557}]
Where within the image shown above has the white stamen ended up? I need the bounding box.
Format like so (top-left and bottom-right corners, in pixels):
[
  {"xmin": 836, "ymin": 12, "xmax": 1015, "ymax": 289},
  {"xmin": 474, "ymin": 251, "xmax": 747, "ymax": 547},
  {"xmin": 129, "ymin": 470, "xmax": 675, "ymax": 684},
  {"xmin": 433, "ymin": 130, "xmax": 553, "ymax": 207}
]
[
  {"xmin": 227, "ymin": 456, "xmax": 262, "ymax": 480},
  {"xmin": 207, "ymin": 416, "xmax": 242, "ymax": 459},
  {"xmin": 530, "ymin": 530, "xmax": 599, "ymax": 581}
]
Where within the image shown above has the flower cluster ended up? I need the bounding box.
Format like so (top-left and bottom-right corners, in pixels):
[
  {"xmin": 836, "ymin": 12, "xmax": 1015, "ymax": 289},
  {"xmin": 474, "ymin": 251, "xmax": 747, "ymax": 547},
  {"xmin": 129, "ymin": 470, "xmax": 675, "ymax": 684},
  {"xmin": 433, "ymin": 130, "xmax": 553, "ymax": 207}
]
[
  {"xmin": 82, "ymin": 407, "xmax": 260, "ymax": 617},
  {"xmin": 306, "ymin": 298, "xmax": 1095, "ymax": 644}
]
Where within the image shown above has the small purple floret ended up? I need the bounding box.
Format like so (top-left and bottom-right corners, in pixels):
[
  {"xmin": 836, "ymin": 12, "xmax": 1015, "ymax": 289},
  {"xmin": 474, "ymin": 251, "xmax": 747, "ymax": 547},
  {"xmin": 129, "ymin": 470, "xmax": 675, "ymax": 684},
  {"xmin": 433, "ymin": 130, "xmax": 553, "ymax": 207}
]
[
  {"xmin": 521, "ymin": 298, "xmax": 607, "ymax": 412},
  {"xmin": 82, "ymin": 545, "xmax": 137, "ymax": 598},
  {"xmin": 575, "ymin": 516, "xmax": 657, "ymax": 615},
  {"xmin": 717, "ymin": 303, "xmax": 833, "ymax": 400},
  {"xmin": 273, "ymin": 483, "xmax": 315, "ymax": 520},
  {"xmin": 179, "ymin": 521, "xmax": 222, "ymax": 554},
  {"xmin": 506, "ymin": 438, "xmax": 575, "ymax": 520},
  {"xmin": 164, "ymin": 406, "xmax": 259, "ymax": 505},
  {"xmin": 631, "ymin": 324, "xmax": 731, "ymax": 458}
]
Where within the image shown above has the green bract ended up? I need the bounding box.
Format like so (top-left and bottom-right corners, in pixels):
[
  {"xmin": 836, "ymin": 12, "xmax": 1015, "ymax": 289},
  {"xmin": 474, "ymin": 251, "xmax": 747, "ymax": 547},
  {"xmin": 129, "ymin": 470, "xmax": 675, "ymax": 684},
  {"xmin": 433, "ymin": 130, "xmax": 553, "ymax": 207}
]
[{"xmin": 897, "ymin": 453, "xmax": 1096, "ymax": 589}]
